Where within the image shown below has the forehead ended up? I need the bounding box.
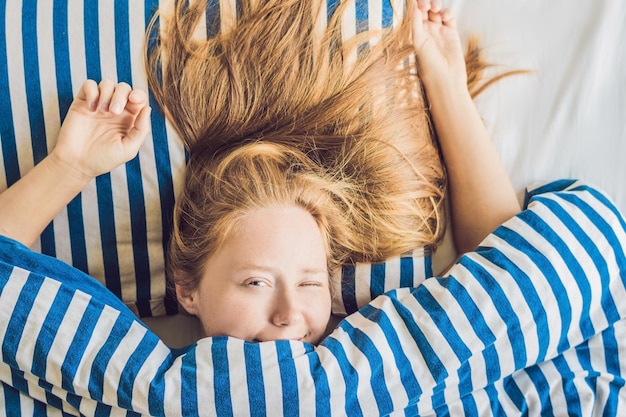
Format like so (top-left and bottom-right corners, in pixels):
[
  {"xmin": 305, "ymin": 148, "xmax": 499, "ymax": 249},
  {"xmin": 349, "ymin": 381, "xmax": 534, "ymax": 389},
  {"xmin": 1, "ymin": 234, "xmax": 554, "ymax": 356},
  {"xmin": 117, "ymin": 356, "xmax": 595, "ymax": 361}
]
[{"xmin": 218, "ymin": 205, "xmax": 329, "ymax": 267}]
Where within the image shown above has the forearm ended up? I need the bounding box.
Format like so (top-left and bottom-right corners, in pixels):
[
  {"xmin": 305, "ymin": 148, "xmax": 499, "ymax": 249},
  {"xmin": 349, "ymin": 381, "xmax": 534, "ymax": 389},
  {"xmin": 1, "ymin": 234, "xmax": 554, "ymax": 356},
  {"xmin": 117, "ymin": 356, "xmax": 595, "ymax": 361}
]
[
  {"xmin": 0, "ymin": 154, "xmax": 91, "ymax": 247},
  {"xmin": 427, "ymin": 84, "xmax": 521, "ymax": 254}
]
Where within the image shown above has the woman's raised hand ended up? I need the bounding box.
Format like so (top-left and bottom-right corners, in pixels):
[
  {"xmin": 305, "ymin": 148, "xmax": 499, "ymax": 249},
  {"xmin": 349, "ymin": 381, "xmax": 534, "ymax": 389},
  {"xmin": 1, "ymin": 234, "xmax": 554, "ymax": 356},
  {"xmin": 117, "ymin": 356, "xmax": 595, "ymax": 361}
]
[
  {"xmin": 411, "ymin": 0, "xmax": 467, "ymax": 91},
  {"xmin": 52, "ymin": 80, "xmax": 152, "ymax": 182}
]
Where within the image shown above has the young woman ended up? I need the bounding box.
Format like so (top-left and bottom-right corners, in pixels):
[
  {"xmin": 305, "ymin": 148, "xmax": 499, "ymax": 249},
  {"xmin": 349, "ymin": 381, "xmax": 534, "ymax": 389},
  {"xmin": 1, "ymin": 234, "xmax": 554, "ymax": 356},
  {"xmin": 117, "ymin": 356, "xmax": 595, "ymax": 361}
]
[{"xmin": 0, "ymin": 0, "xmax": 520, "ymax": 344}]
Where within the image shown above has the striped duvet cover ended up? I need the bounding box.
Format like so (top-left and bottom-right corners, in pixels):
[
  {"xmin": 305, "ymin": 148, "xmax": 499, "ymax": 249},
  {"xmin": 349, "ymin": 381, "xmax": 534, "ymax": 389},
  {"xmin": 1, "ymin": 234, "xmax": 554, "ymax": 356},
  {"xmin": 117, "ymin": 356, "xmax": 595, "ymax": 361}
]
[{"xmin": 1, "ymin": 179, "xmax": 625, "ymax": 416}]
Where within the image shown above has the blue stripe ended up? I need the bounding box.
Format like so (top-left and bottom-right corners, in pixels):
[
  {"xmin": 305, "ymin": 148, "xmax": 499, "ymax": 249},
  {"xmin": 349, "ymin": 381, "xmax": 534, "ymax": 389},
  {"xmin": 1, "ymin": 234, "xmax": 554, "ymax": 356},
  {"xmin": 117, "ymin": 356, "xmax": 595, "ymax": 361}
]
[
  {"xmin": 388, "ymin": 291, "xmax": 449, "ymax": 401},
  {"xmin": 399, "ymin": 256, "xmax": 414, "ymax": 288},
  {"xmin": 483, "ymin": 384, "xmax": 503, "ymax": 415},
  {"xmin": 551, "ymin": 355, "xmax": 582, "ymax": 416},
  {"xmin": 275, "ymin": 341, "xmax": 299, "ymax": 417},
  {"xmin": 532, "ymin": 198, "xmax": 601, "ymax": 333},
  {"xmin": 501, "ymin": 375, "xmax": 525, "ymax": 412},
  {"xmin": 0, "ymin": 2, "xmax": 20, "ymax": 187},
  {"xmin": 21, "ymin": 0, "xmax": 46, "ymax": 165},
  {"xmin": 307, "ymin": 351, "xmax": 330, "ymax": 417},
  {"xmin": 205, "ymin": 0, "xmax": 221, "ymax": 38},
  {"xmin": 360, "ymin": 303, "xmax": 422, "ymax": 400},
  {"xmin": 212, "ymin": 338, "xmax": 233, "ymax": 416},
  {"xmin": 147, "ymin": 359, "xmax": 170, "ymax": 416},
  {"xmin": 523, "ymin": 179, "xmax": 578, "ymax": 208},
  {"xmin": 381, "ymin": 0, "xmax": 393, "ymax": 28},
  {"xmin": 341, "ymin": 265, "xmax": 358, "ymax": 313},
  {"xmin": 118, "ymin": 331, "xmax": 161, "ymax": 410},
  {"xmin": 53, "ymin": 0, "xmax": 89, "ymax": 273},
  {"xmin": 327, "ymin": 0, "xmax": 340, "ymax": 20},
  {"xmin": 3, "ymin": 273, "xmax": 43, "ymax": 369},
  {"xmin": 460, "ymin": 254, "xmax": 528, "ymax": 369},
  {"xmin": 23, "ymin": 0, "xmax": 55, "ymax": 255},
  {"xmin": 2, "ymin": 381, "xmax": 22, "ymax": 415},
  {"xmin": 60, "ymin": 301, "xmax": 102, "ymax": 393},
  {"xmin": 473, "ymin": 245, "xmax": 549, "ymax": 362},
  {"xmin": 340, "ymin": 321, "xmax": 393, "ymax": 414},
  {"xmin": 355, "ymin": 0, "xmax": 369, "ymax": 31},
  {"xmin": 145, "ymin": 0, "xmax": 179, "ymax": 315},
  {"xmin": 419, "ymin": 286, "xmax": 473, "ymax": 362},
  {"xmin": 180, "ymin": 346, "xmax": 199, "ymax": 417},
  {"xmin": 560, "ymin": 191, "xmax": 625, "ymax": 323},
  {"xmin": 492, "ymin": 225, "xmax": 572, "ymax": 352},
  {"xmin": 115, "ymin": 0, "xmax": 152, "ymax": 315},
  {"xmin": 84, "ymin": 0, "xmax": 123, "ymax": 299},
  {"xmin": 31, "ymin": 284, "xmax": 74, "ymax": 380},
  {"xmin": 322, "ymin": 336, "xmax": 363, "ymax": 417},
  {"xmin": 370, "ymin": 262, "xmax": 385, "ymax": 299},
  {"xmin": 523, "ymin": 365, "xmax": 555, "ymax": 415},
  {"xmin": 244, "ymin": 343, "xmax": 266, "ymax": 416},
  {"xmin": 432, "ymin": 274, "xmax": 498, "ymax": 355},
  {"xmin": 424, "ymin": 250, "xmax": 433, "ymax": 278}
]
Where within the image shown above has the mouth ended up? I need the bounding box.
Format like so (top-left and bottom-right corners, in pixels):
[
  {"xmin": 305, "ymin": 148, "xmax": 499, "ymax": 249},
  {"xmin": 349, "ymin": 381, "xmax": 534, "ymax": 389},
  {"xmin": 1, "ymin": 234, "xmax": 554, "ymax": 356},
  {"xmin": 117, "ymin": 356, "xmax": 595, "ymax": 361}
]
[{"xmin": 252, "ymin": 335, "xmax": 306, "ymax": 343}]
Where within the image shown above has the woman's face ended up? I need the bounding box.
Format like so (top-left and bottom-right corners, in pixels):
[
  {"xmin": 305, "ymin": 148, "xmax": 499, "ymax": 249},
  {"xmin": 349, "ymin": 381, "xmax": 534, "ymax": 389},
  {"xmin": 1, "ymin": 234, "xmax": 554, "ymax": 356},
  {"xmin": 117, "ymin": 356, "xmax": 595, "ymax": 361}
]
[{"xmin": 178, "ymin": 205, "xmax": 332, "ymax": 344}]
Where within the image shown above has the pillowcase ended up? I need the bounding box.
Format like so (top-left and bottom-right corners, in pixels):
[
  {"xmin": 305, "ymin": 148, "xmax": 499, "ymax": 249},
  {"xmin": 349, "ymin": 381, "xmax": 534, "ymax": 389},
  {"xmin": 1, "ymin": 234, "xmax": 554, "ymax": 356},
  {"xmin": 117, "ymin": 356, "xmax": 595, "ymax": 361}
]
[{"xmin": 0, "ymin": 0, "xmax": 410, "ymax": 318}]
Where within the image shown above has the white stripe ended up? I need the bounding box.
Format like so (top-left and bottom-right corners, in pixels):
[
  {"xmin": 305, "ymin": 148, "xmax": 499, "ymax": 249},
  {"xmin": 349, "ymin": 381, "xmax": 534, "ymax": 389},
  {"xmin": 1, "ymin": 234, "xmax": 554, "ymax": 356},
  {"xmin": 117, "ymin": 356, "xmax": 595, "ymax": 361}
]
[
  {"xmin": 194, "ymin": 338, "xmax": 217, "ymax": 417},
  {"xmin": 479, "ymin": 219, "xmax": 564, "ymax": 361},
  {"xmin": 227, "ymin": 339, "xmax": 252, "ymax": 416},
  {"xmin": 99, "ymin": 321, "xmax": 149, "ymax": 405},
  {"xmin": 129, "ymin": 0, "xmax": 168, "ymax": 310},
  {"xmin": 412, "ymin": 249, "xmax": 428, "ymax": 285},
  {"xmin": 16, "ymin": 278, "xmax": 61, "ymax": 376},
  {"xmin": 346, "ymin": 311, "xmax": 409, "ymax": 412},
  {"xmin": 535, "ymin": 360, "xmax": 570, "ymax": 415},
  {"xmin": 259, "ymin": 343, "xmax": 284, "ymax": 416},
  {"xmin": 5, "ymin": 0, "xmax": 36, "ymax": 182},
  {"xmin": 316, "ymin": 345, "xmax": 348, "ymax": 414},
  {"xmin": 492, "ymin": 379, "xmax": 522, "ymax": 414},
  {"xmin": 45, "ymin": 290, "xmax": 91, "ymax": 387},
  {"xmin": 72, "ymin": 305, "xmax": 121, "ymax": 399},
  {"xmin": 129, "ymin": 340, "xmax": 172, "ymax": 413},
  {"xmin": 382, "ymin": 256, "xmax": 401, "ymax": 293},
  {"xmin": 97, "ymin": 0, "xmax": 137, "ymax": 303},
  {"xmin": 290, "ymin": 342, "xmax": 317, "ymax": 413},
  {"xmin": 161, "ymin": 355, "xmax": 184, "ymax": 416},
  {"xmin": 354, "ymin": 262, "xmax": 372, "ymax": 309},
  {"xmin": 549, "ymin": 192, "xmax": 626, "ymax": 325}
]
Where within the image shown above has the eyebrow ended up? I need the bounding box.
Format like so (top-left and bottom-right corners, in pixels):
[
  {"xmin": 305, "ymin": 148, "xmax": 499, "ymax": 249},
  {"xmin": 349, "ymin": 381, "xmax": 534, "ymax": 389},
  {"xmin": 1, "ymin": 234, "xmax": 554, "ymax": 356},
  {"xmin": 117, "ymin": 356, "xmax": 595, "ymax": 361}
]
[{"xmin": 234, "ymin": 263, "xmax": 328, "ymax": 276}]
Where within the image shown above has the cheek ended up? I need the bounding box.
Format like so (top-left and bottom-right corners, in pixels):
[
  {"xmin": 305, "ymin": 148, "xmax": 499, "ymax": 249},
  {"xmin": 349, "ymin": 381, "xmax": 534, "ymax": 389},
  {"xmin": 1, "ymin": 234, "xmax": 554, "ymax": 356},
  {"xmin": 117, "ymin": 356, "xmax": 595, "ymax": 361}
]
[
  {"xmin": 302, "ymin": 290, "xmax": 332, "ymax": 326},
  {"xmin": 195, "ymin": 291, "xmax": 265, "ymax": 338}
]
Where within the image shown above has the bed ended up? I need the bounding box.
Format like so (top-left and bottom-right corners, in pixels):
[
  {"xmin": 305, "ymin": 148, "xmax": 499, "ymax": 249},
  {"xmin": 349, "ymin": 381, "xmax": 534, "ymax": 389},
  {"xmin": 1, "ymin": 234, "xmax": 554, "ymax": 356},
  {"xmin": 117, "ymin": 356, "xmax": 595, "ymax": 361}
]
[{"xmin": 1, "ymin": 0, "xmax": 625, "ymax": 415}]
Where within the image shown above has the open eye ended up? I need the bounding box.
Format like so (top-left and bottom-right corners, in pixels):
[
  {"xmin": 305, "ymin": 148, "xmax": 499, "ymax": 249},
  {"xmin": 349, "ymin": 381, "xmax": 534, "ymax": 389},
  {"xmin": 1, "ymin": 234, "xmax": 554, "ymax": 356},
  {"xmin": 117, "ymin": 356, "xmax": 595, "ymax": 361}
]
[{"xmin": 245, "ymin": 279, "xmax": 269, "ymax": 287}]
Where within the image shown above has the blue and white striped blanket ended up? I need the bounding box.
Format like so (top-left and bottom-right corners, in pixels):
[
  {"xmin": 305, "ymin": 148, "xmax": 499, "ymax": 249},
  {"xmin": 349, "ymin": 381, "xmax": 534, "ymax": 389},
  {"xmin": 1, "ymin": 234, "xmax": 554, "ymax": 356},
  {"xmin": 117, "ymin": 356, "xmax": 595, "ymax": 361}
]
[{"xmin": 1, "ymin": 179, "xmax": 625, "ymax": 416}]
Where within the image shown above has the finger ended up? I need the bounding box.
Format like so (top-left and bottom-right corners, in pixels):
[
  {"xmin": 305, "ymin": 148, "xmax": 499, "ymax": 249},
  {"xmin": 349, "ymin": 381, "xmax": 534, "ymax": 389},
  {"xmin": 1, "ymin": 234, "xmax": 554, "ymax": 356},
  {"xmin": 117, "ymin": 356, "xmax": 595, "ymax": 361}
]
[
  {"xmin": 428, "ymin": 10, "xmax": 442, "ymax": 23},
  {"xmin": 97, "ymin": 79, "xmax": 116, "ymax": 113},
  {"xmin": 76, "ymin": 80, "xmax": 99, "ymax": 111},
  {"xmin": 123, "ymin": 106, "xmax": 152, "ymax": 156},
  {"xmin": 109, "ymin": 82, "xmax": 132, "ymax": 115},
  {"xmin": 441, "ymin": 8, "xmax": 457, "ymax": 27},
  {"xmin": 430, "ymin": 0, "xmax": 442, "ymax": 13},
  {"xmin": 124, "ymin": 88, "xmax": 149, "ymax": 115},
  {"xmin": 417, "ymin": 0, "xmax": 430, "ymax": 13}
]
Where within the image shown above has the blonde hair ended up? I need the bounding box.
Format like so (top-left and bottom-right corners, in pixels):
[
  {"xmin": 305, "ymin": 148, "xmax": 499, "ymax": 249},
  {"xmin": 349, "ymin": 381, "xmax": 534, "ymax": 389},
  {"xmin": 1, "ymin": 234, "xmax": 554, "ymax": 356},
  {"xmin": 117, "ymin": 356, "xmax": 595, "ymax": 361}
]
[{"xmin": 146, "ymin": 0, "xmax": 499, "ymax": 288}]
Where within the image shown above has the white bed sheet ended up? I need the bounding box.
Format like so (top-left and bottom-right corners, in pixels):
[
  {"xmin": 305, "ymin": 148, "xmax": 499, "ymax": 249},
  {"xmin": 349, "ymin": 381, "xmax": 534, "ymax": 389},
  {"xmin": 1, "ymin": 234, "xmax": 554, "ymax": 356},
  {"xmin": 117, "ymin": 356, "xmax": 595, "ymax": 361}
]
[{"xmin": 452, "ymin": 0, "xmax": 626, "ymax": 213}]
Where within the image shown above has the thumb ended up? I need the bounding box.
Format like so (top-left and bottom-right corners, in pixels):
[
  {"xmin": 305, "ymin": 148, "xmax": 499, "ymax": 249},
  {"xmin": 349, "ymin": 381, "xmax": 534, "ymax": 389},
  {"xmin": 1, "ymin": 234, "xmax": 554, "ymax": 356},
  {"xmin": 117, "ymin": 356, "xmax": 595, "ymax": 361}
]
[{"xmin": 122, "ymin": 106, "xmax": 152, "ymax": 157}]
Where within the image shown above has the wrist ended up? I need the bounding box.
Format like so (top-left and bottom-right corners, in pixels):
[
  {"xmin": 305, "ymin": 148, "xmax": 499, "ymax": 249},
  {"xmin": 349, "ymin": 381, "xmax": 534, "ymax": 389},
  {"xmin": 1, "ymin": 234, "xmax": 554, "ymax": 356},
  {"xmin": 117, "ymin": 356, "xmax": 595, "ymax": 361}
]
[{"xmin": 45, "ymin": 151, "xmax": 95, "ymax": 187}]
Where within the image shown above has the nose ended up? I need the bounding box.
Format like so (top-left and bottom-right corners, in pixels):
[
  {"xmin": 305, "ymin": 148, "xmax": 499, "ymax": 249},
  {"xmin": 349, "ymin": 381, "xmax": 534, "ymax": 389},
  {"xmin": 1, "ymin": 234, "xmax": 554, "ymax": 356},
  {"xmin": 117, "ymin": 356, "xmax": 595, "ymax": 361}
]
[{"xmin": 270, "ymin": 287, "xmax": 303, "ymax": 327}]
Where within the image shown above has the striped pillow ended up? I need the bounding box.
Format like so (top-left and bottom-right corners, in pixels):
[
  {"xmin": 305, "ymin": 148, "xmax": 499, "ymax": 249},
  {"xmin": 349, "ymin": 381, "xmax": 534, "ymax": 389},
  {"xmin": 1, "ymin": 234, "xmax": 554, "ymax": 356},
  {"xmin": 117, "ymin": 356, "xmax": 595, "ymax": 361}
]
[{"xmin": 0, "ymin": 1, "xmax": 409, "ymax": 318}]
